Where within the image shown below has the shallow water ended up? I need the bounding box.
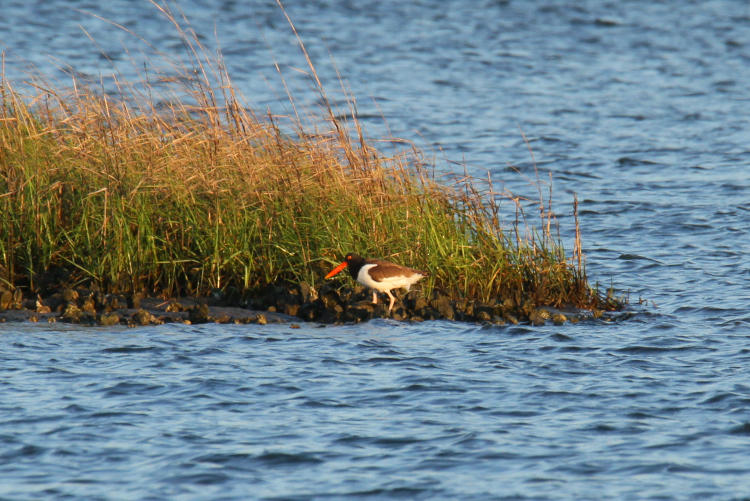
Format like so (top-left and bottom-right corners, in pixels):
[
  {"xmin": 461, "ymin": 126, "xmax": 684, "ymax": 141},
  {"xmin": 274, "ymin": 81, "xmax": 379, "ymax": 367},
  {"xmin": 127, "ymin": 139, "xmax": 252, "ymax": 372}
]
[{"xmin": 1, "ymin": 1, "xmax": 750, "ymax": 499}]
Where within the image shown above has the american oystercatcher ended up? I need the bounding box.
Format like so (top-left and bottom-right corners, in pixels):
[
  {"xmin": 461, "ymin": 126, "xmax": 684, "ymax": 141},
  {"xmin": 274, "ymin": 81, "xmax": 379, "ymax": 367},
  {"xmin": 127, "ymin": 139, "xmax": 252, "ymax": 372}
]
[{"xmin": 324, "ymin": 253, "xmax": 428, "ymax": 312}]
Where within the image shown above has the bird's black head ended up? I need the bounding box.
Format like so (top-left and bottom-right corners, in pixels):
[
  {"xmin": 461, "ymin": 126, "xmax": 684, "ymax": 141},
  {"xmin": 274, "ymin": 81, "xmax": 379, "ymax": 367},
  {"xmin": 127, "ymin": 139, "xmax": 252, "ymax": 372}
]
[
  {"xmin": 343, "ymin": 253, "xmax": 365, "ymax": 276},
  {"xmin": 344, "ymin": 253, "xmax": 363, "ymax": 262}
]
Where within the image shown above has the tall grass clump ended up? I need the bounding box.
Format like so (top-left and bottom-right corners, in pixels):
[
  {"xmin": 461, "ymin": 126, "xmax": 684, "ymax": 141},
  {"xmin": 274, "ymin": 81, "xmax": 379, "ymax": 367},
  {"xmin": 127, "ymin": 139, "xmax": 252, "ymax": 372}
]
[{"xmin": 0, "ymin": 1, "xmax": 615, "ymax": 313}]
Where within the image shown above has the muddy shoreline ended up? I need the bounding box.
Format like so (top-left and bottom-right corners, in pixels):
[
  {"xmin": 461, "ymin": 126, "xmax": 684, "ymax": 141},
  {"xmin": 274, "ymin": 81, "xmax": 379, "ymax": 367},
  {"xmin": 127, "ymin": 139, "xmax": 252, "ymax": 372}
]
[{"xmin": 0, "ymin": 283, "xmax": 614, "ymax": 327}]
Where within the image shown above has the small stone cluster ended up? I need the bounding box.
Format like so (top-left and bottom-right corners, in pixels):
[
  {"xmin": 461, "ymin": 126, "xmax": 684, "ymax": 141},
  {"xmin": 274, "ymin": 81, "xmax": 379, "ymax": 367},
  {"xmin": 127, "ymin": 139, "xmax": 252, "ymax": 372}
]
[
  {"xmin": 250, "ymin": 283, "xmax": 587, "ymax": 325},
  {"xmin": 0, "ymin": 286, "xmax": 283, "ymax": 326},
  {"xmin": 0, "ymin": 283, "xmax": 602, "ymax": 326}
]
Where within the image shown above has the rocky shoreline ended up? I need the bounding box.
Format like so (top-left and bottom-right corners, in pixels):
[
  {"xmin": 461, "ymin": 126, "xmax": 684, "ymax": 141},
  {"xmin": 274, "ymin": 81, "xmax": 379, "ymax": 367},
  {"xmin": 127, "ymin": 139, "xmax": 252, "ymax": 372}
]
[{"xmin": 0, "ymin": 283, "xmax": 617, "ymax": 327}]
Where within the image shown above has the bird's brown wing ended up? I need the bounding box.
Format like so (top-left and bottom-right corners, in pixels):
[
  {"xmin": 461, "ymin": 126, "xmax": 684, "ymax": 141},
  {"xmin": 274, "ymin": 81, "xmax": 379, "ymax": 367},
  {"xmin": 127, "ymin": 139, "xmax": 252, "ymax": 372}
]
[{"xmin": 366, "ymin": 260, "xmax": 427, "ymax": 282}]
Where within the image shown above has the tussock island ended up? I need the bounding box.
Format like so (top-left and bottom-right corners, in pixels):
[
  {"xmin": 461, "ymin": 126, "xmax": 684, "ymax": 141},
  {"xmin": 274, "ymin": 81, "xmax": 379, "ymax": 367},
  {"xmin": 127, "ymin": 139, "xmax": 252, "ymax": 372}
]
[{"xmin": 0, "ymin": 4, "xmax": 623, "ymax": 326}]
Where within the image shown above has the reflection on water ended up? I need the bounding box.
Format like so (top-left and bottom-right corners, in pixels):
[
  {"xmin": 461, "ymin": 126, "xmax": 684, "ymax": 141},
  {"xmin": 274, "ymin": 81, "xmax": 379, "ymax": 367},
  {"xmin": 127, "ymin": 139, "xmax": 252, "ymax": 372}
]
[
  {"xmin": 3, "ymin": 320, "xmax": 750, "ymax": 499},
  {"xmin": 1, "ymin": 0, "xmax": 750, "ymax": 499}
]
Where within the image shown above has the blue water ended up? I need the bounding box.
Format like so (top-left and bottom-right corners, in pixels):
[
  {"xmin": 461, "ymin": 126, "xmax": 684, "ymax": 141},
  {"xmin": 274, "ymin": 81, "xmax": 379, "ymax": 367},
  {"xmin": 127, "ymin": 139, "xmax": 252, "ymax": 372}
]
[{"xmin": 2, "ymin": 1, "xmax": 750, "ymax": 499}]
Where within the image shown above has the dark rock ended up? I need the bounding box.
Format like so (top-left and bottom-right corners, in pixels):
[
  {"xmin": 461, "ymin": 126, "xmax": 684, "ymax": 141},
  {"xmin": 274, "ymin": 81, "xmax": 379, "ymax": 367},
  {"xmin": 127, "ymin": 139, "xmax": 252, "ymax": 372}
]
[
  {"xmin": 12, "ymin": 289, "xmax": 23, "ymax": 309},
  {"xmin": 213, "ymin": 313, "xmax": 232, "ymax": 323},
  {"xmin": 312, "ymin": 295, "xmax": 344, "ymax": 323},
  {"xmin": 99, "ymin": 312, "xmax": 120, "ymax": 326},
  {"xmin": 283, "ymin": 303, "xmax": 300, "ymax": 316},
  {"xmin": 130, "ymin": 291, "xmax": 145, "ymax": 309},
  {"xmin": 431, "ymin": 294, "xmax": 455, "ymax": 321},
  {"xmin": 44, "ymin": 293, "xmax": 65, "ymax": 313},
  {"xmin": 492, "ymin": 315, "xmax": 506, "ymax": 325},
  {"xmin": 454, "ymin": 299, "xmax": 472, "ymax": 319},
  {"xmin": 412, "ymin": 295, "xmax": 429, "ymax": 312},
  {"xmin": 390, "ymin": 307, "xmax": 409, "ymax": 322},
  {"xmin": 504, "ymin": 313, "xmax": 519, "ymax": 325},
  {"xmin": 36, "ymin": 295, "xmax": 52, "ymax": 314},
  {"xmin": 132, "ymin": 309, "xmax": 156, "ymax": 326},
  {"xmin": 92, "ymin": 291, "xmax": 108, "ymax": 310},
  {"xmin": 415, "ymin": 305, "xmax": 437, "ymax": 320},
  {"xmin": 282, "ymin": 286, "xmax": 301, "ymax": 305},
  {"xmin": 475, "ymin": 304, "xmax": 496, "ymax": 322},
  {"xmin": 82, "ymin": 293, "xmax": 96, "ymax": 314},
  {"xmin": 98, "ymin": 294, "xmax": 127, "ymax": 312},
  {"xmin": 62, "ymin": 303, "xmax": 83, "ymax": 323},
  {"xmin": 259, "ymin": 285, "xmax": 286, "ymax": 310},
  {"xmin": 297, "ymin": 299, "xmax": 326, "ymax": 322},
  {"xmin": 62, "ymin": 288, "xmax": 79, "ymax": 304},
  {"xmin": 109, "ymin": 294, "xmax": 128, "ymax": 310},
  {"xmin": 209, "ymin": 288, "xmax": 224, "ymax": 305},
  {"xmin": 552, "ymin": 313, "xmax": 568, "ymax": 325},
  {"xmin": 345, "ymin": 301, "xmax": 375, "ymax": 322},
  {"xmin": 536, "ymin": 308, "xmax": 551, "ymax": 321},
  {"xmin": 529, "ymin": 309, "xmax": 547, "ymax": 326},
  {"xmin": 299, "ymin": 282, "xmax": 317, "ymax": 303},
  {"xmin": 237, "ymin": 313, "xmax": 270, "ymax": 325},
  {"xmin": 165, "ymin": 301, "xmax": 183, "ymax": 312},
  {"xmin": 476, "ymin": 309, "xmax": 492, "ymax": 322},
  {"xmin": 0, "ymin": 290, "xmax": 13, "ymax": 310},
  {"xmin": 188, "ymin": 303, "xmax": 211, "ymax": 324},
  {"xmin": 319, "ymin": 288, "xmax": 342, "ymax": 311},
  {"xmin": 521, "ymin": 299, "xmax": 536, "ymax": 318}
]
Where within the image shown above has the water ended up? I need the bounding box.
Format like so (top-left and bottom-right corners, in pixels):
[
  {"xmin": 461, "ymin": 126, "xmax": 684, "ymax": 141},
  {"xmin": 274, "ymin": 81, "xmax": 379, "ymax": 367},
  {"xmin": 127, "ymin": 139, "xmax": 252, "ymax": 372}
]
[{"xmin": 1, "ymin": 0, "xmax": 750, "ymax": 499}]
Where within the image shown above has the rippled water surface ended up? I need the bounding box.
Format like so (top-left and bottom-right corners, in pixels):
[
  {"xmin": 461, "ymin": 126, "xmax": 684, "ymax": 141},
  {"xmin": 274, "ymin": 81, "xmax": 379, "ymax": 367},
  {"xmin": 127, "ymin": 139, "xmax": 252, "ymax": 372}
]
[{"xmin": 2, "ymin": 1, "xmax": 750, "ymax": 499}]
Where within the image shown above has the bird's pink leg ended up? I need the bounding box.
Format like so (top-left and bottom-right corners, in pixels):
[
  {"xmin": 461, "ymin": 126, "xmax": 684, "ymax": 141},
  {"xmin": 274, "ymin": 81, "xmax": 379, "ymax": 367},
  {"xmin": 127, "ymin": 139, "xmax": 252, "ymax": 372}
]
[{"xmin": 386, "ymin": 291, "xmax": 396, "ymax": 312}]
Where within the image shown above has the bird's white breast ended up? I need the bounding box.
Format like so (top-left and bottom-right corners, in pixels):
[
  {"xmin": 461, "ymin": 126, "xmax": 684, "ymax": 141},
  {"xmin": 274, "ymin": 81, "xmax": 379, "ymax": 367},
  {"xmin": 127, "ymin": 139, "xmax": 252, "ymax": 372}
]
[{"xmin": 356, "ymin": 264, "xmax": 423, "ymax": 293}]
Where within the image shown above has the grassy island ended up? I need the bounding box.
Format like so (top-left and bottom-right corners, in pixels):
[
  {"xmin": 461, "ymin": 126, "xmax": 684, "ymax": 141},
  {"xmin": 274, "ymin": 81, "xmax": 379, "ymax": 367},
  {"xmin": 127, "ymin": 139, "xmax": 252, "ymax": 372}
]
[{"xmin": 0, "ymin": 6, "xmax": 621, "ymax": 324}]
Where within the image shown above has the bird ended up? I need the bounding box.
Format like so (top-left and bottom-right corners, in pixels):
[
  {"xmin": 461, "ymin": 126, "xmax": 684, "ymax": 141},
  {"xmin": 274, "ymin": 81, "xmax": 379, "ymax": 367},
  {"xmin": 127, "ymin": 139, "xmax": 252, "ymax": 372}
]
[{"xmin": 324, "ymin": 253, "xmax": 428, "ymax": 312}]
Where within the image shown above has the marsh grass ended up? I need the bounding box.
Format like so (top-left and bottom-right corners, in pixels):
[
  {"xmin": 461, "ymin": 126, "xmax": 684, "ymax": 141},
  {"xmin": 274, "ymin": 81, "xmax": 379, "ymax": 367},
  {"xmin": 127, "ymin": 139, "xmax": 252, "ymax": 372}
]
[{"xmin": 0, "ymin": 1, "xmax": 615, "ymax": 312}]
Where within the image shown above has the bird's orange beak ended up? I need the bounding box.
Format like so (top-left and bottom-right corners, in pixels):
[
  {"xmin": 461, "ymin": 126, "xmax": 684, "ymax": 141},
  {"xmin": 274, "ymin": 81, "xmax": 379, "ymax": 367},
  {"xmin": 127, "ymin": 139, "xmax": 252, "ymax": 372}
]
[{"xmin": 325, "ymin": 261, "xmax": 348, "ymax": 279}]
